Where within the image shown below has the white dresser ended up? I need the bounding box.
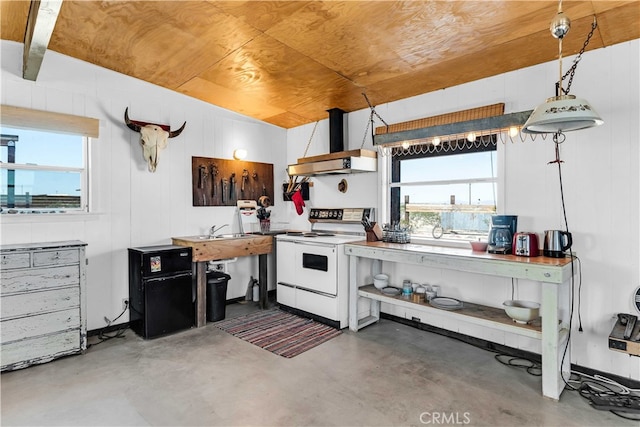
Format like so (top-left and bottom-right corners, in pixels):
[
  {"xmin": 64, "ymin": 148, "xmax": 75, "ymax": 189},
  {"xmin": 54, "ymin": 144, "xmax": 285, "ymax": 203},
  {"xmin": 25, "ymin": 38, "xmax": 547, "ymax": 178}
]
[{"xmin": 1, "ymin": 241, "xmax": 87, "ymax": 371}]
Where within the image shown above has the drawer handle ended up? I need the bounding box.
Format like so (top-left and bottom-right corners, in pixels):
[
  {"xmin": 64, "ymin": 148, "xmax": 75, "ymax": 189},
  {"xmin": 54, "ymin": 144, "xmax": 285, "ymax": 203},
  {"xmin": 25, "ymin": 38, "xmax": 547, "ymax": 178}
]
[{"xmin": 65, "ymin": 296, "xmax": 72, "ymax": 300}]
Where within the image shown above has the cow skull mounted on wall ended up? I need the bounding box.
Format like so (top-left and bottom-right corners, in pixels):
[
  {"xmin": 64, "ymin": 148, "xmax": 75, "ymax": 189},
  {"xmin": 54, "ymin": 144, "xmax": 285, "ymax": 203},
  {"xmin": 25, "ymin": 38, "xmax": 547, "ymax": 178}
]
[{"xmin": 124, "ymin": 108, "xmax": 186, "ymax": 172}]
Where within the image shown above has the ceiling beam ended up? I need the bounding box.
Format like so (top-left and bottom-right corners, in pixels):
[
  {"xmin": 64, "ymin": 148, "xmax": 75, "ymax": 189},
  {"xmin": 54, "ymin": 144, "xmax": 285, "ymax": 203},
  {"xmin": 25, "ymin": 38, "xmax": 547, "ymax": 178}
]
[{"xmin": 23, "ymin": 0, "xmax": 63, "ymax": 81}]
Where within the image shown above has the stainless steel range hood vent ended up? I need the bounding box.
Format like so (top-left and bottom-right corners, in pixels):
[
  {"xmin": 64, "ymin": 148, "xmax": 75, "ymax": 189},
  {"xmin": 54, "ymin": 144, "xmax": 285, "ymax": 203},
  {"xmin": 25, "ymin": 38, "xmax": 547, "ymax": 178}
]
[
  {"xmin": 287, "ymin": 149, "xmax": 377, "ymax": 176},
  {"xmin": 287, "ymin": 108, "xmax": 377, "ymax": 176}
]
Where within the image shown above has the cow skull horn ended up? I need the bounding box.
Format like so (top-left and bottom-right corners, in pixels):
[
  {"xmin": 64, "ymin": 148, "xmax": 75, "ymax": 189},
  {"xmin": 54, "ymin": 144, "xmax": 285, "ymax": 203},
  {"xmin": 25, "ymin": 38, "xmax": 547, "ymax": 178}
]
[
  {"xmin": 168, "ymin": 121, "xmax": 186, "ymax": 138},
  {"xmin": 124, "ymin": 108, "xmax": 187, "ymax": 173},
  {"xmin": 124, "ymin": 107, "xmax": 141, "ymax": 132}
]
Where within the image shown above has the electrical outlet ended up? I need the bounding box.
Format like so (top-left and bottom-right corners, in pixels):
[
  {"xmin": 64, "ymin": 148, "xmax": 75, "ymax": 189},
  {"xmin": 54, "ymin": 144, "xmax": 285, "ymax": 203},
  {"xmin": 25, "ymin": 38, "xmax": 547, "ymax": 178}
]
[
  {"xmin": 122, "ymin": 298, "xmax": 129, "ymax": 310},
  {"xmin": 212, "ymin": 263, "xmax": 225, "ymax": 272}
]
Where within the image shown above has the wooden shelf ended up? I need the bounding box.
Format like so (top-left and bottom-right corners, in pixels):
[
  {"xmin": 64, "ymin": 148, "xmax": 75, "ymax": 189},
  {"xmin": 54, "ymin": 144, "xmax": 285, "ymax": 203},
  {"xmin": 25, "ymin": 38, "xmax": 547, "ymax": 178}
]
[{"xmin": 358, "ymin": 284, "xmax": 542, "ymax": 339}]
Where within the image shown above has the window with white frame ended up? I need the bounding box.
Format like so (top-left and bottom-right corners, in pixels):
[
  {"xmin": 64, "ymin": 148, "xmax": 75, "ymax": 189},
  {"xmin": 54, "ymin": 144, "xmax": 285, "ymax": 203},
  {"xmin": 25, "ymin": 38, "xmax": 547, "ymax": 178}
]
[
  {"xmin": 388, "ymin": 135, "xmax": 497, "ymax": 242},
  {"xmin": 1, "ymin": 126, "xmax": 88, "ymax": 213}
]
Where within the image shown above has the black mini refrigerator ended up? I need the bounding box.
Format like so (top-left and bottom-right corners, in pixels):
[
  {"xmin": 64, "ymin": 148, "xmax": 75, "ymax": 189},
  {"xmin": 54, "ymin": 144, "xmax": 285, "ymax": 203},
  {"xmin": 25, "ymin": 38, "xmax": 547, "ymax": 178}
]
[{"xmin": 128, "ymin": 245, "xmax": 195, "ymax": 339}]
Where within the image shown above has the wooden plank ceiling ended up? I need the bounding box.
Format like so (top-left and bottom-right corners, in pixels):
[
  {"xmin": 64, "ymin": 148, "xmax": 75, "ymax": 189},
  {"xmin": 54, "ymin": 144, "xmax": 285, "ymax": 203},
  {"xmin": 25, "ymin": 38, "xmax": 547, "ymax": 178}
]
[{"xmin": 2, "ymin": 1, "xmax": 638, "ymax": 129}]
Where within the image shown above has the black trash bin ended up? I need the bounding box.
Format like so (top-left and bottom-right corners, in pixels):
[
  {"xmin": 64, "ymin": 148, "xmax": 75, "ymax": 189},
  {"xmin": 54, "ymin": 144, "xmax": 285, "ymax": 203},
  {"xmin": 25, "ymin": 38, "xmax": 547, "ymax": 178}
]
[{"xmin": 206, "ymin": 271, "xmax": 231, "ymax": 322}]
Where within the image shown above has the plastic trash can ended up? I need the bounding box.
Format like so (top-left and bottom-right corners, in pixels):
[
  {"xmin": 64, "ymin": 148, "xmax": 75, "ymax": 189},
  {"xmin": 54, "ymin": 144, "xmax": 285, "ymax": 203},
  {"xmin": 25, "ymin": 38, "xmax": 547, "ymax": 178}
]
[{"xmin": 206, "ymin": 271, "xmax": 231, "ymax": 322}]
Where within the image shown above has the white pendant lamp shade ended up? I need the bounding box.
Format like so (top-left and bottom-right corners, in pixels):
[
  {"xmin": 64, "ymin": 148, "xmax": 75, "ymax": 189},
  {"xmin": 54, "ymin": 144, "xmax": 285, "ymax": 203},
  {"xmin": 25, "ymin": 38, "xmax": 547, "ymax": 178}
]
[{"xmin": 522, "ymin": 94, "xmax": 603, "ymax": 134}]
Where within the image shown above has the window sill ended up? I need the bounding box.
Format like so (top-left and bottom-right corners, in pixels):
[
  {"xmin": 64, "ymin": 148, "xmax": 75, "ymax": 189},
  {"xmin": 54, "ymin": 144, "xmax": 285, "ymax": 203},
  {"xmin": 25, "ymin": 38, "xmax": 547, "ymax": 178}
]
[{"xmin": 0, "ymin": 212, "xmax": 102, "ymax": 224}]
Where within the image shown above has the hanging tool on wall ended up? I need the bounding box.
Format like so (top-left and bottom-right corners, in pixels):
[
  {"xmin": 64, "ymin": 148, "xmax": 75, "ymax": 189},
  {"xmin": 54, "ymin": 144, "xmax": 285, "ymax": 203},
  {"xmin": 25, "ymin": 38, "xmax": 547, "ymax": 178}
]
[
  {"xmin": 198, "ymin": 165, "xmax": 208, "ymax": 205},
  {"xmin": 198, "ymin": 165, "xmax": 206, "ymax": 189},
  {"xmin": 221, "ymin": 178, "xmax": 228, "ymax": 203},
  {"xmin": 210, "ymin": 163, "xmax": 218, "ymax": 198},
  {"xmin": 251, "ymin": 171, "xmax": 258, "ymax": 199},
  {"xmin": 241, "ymin": 169, "xmax": 249, "ymax": 193},
  {"xmin": 230, "ymin": 173, "xmax": 236, "ymax": 203}
]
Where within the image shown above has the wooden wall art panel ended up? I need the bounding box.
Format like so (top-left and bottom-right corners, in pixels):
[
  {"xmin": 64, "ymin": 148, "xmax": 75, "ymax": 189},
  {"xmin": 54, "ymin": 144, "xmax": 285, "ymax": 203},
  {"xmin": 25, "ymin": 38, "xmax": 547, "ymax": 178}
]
[{"xmin": 192, "ymin": 157, "xmax": 274, "ymax": 207}]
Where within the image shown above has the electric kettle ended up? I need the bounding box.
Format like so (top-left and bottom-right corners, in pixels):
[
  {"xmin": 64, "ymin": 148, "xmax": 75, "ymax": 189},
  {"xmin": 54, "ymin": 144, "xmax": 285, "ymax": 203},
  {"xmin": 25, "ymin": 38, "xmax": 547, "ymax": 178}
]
[{"xmin": 543, "ymin": 230, "xmax": 572, "ymax": 258}]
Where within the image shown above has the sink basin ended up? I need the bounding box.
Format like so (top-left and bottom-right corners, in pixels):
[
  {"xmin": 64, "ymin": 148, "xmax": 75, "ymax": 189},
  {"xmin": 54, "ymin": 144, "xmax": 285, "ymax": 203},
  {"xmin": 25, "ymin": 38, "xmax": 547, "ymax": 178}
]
[
  {"xmin": 196, "ymin": 233, "xmax": 249, "ymax": 240},
  {"xmin": 213, "ymin": 233, "xmax": 249, "ymax": 239}
]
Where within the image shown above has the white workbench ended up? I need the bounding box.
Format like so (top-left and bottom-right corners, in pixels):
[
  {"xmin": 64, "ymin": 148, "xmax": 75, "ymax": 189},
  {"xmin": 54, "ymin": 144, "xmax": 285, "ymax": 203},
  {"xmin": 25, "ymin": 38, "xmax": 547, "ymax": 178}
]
[{"xmin": 346, "ymin": 241, "xmax": 575, "ymax": 401}]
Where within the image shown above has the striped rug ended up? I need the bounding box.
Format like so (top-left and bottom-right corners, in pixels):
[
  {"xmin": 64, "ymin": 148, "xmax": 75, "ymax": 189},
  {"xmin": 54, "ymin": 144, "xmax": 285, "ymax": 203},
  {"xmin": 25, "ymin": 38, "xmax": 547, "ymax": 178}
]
[{"xmin": 215, "ymin": 309, "xmax": 342, "ymax": 358}]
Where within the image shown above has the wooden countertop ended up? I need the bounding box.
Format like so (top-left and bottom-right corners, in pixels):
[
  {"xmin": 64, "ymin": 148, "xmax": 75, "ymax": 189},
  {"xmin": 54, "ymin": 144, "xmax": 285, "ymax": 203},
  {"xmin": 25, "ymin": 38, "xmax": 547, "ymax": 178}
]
[
  {"xmin": 346, "ymin": 240, "xmax": 574, "ymax": 267},
  {"xmin": 344, "ymin": 241, "xmax": 575, "ymax": 283},
  {"xmin": 171, "ymin": 234, "xmax": 273, "ymax": 262}
]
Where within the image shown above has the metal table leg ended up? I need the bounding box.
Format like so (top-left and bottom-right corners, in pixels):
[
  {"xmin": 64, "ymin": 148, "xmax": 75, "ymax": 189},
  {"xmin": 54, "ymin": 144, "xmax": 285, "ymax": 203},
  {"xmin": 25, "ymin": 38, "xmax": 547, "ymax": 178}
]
[{"xmin": 259, "ymin": 253, "xmax": 268, "ymax": 309}]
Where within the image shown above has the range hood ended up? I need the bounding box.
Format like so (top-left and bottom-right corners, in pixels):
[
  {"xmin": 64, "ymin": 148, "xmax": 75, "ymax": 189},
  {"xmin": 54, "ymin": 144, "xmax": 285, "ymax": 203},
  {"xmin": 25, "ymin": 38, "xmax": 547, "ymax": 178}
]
[{"xmin": 287, "ymin": 108, "xmax": 377, "ymax": 176}]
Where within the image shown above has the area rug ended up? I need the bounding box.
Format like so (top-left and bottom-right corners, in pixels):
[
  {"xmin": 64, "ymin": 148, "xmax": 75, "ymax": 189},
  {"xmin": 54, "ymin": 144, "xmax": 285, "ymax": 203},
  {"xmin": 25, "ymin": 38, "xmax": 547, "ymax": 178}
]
[{"xmin": 215, "ymin": 309, "xmax": 342, "ymax": 358}]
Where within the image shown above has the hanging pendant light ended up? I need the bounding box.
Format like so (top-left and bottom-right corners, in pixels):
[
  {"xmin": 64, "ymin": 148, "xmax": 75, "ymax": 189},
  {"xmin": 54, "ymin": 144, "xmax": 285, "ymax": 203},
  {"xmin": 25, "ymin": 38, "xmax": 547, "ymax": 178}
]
[{"xmin": 522, "ymin": 1, "xmax": 603, "ymax": 134}]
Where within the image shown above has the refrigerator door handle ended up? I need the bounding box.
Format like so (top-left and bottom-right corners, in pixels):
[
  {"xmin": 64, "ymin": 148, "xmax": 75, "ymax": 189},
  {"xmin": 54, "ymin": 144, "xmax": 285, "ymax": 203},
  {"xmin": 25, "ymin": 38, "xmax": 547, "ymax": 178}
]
[{"xmin": 144, "ymin": 271, "xmax": 193, "ymax": 282}]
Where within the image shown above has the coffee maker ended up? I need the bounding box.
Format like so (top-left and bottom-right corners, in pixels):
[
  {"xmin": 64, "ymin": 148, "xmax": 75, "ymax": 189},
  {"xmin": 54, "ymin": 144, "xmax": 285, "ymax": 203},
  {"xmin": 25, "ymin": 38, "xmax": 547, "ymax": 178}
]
[{"xmin": 487, "ymin": 215, "xmax": 518, "ymax": 254}]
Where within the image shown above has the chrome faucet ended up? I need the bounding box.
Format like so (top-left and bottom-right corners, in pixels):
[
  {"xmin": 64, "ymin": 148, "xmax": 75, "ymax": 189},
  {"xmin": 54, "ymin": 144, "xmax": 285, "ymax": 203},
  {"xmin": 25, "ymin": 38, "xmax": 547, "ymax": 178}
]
[{"xmin": 209, "ymin": 224, "xmax": 229, "ymax": 238}]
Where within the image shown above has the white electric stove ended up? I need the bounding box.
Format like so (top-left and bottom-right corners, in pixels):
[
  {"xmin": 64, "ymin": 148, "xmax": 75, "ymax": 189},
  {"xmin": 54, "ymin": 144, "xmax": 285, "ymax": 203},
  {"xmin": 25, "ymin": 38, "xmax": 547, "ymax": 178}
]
[{"xmin": 276, "ymin": 208, "xmax": 373, "ymax": 329}]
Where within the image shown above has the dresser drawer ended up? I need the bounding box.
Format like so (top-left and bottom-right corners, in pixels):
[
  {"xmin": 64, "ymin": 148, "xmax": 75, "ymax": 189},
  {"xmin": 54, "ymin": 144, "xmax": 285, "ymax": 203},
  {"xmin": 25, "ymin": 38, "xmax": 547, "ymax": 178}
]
[
  {"xmin": 1, "ymin": 308, "xmax": 80, "ymax": 344},
  {"xmin": 1, "ymin": 252, "xmax": 31, "ymax": 270},
  {"xmin": 1, "ymin": 287, "xmax": 80, "ymax": 321},
  {"xmin": 33, "ymin": 249, "xmax": 79, "ymax": 267},
  {"xmin": 1, "ymin": 265, "xmax": 79, "ymax": 295},
  {"xmin": 1, "ymin": 330, "xmax": 81, "ymax": 371}
]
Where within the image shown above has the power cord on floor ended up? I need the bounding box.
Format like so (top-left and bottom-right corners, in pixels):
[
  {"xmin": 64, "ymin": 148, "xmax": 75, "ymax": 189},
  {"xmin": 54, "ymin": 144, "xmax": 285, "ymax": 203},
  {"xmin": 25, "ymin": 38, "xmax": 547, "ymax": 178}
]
[
  {"xmin": 494, "ymin": 354, "xmax": 541, "ymax": 376},
  {"xmin": 87, "ymin": 302, "xmax": 129, "ymax": 348},
  {"xmin": 494, "ymin": 350, "xmax": 640, "ymax": 421},
  {"xmin": 577, "ymin": 379, "xmax": 640, "ymax": 421}
]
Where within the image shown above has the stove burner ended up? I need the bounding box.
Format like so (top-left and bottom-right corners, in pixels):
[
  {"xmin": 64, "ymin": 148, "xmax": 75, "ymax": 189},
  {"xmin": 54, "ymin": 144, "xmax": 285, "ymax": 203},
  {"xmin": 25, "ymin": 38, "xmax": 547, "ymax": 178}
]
[{"xmin": 301, "ymin": 232, "xmax": 335, "ymax": 237}]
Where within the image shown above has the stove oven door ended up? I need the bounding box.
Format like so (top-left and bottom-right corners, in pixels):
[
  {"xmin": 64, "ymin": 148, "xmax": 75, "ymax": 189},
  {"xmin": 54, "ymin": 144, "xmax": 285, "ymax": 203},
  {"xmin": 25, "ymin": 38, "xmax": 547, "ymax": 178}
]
[{"xmin": 278, "ymin": 241, "xmax": 338, "ymax": 296}]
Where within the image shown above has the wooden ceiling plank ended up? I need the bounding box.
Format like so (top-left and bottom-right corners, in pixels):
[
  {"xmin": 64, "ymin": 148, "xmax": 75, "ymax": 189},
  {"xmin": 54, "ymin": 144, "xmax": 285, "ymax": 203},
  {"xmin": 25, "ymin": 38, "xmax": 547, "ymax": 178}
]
[
  {"xmin": 210, "ymin": 1, "xmax": 312, "ymax": 32},
  {"xmin": 177, "ymin": 77, "xmax": 287, "ymax": 121},
  {"xmin": 592, "ymin": 2, "xmax": 640, "ymax": 47},
  {"xmin": 23, "ymin": 0, "xmax": 63, "ymax": 81},
  {"xmin": 2, "ymin": 1, "xmax": 637, "ymax": 128},
  {"xmin": 0, "ymin": 1, "xmax": 30, "ymax": 42}
]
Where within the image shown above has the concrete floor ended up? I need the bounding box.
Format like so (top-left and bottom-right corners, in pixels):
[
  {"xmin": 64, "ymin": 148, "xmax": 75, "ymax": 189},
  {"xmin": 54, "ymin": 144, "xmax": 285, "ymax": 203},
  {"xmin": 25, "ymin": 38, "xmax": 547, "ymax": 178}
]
[{"xmin": 1, "ymin": 301, "xmax": 635, "ymax": 427}]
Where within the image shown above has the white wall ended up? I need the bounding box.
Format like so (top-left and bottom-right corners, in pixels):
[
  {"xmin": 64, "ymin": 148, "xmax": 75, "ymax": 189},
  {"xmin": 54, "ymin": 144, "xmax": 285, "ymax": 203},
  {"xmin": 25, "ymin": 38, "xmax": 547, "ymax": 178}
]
[
  {"xmin": 286, "ymin": 40, "xmax": 640, "ymax": 380},
  {"xmin": 1, "ymin": 41, "xmax": 288, "ymax": 330}
]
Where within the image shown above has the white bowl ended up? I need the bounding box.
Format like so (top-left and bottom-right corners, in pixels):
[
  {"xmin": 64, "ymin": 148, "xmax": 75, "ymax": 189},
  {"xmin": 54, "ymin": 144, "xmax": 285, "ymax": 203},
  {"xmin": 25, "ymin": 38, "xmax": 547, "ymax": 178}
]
[
  {"xmin": 373, "ymin": 273, "xmax": 389, "ymax": 289},
  {"xmin": 503, "ymin": 300, "xmax": 540, "ymax": 324}
]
